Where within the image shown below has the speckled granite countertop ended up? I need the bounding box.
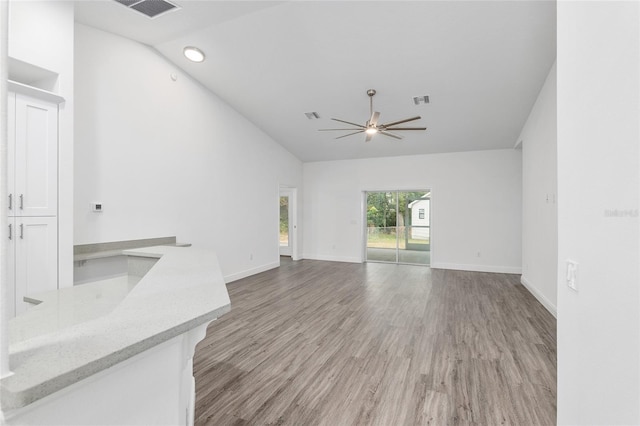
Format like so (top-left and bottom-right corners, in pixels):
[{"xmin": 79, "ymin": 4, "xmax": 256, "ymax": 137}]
[
  {"xmin": 73, "ymin": 237, "xmax": 192, "ymax": 262},
  {"xmin": 1, "ymin": 246, "xmax": 231, "ymax": 411}
]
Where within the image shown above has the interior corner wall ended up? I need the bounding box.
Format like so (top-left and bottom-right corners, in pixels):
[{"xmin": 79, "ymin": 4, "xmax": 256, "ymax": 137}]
[
  {"xmin": 557, "ymin": 2, "xmax": 640, "ymax": 424},
  {"xmin": 519, "ymin": 61, "xmax": 557, "ymax": 316},
  {"xmin": 0, "ymin": 0, "xmax": 9, "ymax": 382},
  {"xmin": 74, "ymin": 23, "xmax": 303, "ymax": 281},
  {"xmin": 8, "ymin": 0, "xmax": 74, "ymax": 288},
  {"xmin": 302, "ymin": 149, "xmax": 522, "ymax": 273}
]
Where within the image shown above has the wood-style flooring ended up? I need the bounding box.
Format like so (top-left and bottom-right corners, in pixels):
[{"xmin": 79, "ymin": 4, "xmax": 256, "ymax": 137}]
[{"xmin": 194, "ymin": 259, "xmax": 556, "ymax": 425}]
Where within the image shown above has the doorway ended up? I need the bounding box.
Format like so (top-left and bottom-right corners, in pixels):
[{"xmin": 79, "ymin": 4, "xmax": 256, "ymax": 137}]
[
  {"xmin": 279, "ymin": 187, "xmax": 296, "ymax": 258},
  {"xmin": 365, "ymin": 190, "xmax": 430, "ymax": 265}
]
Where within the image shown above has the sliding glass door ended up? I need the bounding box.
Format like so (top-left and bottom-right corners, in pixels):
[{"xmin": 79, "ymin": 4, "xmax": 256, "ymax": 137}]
[{"xmin": 365, "ymin": 190, "xmax": 430, "ymax": 265}]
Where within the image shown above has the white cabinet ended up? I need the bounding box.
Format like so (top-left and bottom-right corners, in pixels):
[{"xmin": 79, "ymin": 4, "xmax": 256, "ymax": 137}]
[
  {"xmin": 8, "ymin": 217, "xmax": 58, "ymax": 316},
  {"xmin": 7, "ymin": 90, "xmax": 59, "ymax": 318},
  {"xmin": 7, "ymin": 92, "xmax": 58, "ymax": 217}
]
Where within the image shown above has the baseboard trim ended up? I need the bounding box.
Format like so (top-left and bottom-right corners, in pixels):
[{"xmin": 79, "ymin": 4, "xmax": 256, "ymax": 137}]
[
  {"xmin": 520, "ymin": 275, "xmax": 557, "ymax": 318},
  {"xmin": 302, "ymin": 254, "xmax": 363, "ymax": 264},
  {"xmin": 430, "ymin": 262, "xmax": 522, "ymax": 274},
  {"xmin": 224, "ymin": 262, "xmax": 280, "ymax": 283}
]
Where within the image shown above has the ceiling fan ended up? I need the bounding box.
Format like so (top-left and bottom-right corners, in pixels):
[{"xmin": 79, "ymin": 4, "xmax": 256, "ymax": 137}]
[{"xmin": 319, "ymin": 89, "xmax": 427, "ymax": 142}]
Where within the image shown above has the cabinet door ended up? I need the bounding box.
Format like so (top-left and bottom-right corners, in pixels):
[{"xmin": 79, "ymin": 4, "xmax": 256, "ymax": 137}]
[
  {"xmin": 7, "ymin": 219, "xmax": 16, "ymax": 318},
  {"xmin": 7, "ymin": 92, "xmax": 16, "ymax": 216},
  {"xmin": 14, "ymin": 94, "xmax": 58, "ymax": 217},
  {"xmin": 15, "ymin": 216, "xmax": 58, "ymax": 315}
]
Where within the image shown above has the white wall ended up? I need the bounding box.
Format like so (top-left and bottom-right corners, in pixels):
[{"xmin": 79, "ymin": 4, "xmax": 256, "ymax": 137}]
[
  {"xmin": 303, "ymin": 149, "xmax": 522, "ymax": 273},
  {"xmin": 519, "ymin": 62, "xmax": 557, "ymax": 316},
  {"xmin": 8, "ymin": 0, "xmax": 74, "ymax": 288},
  {"xmin": 0, "ymin": 0, "xmax": 9, "ymax": 382},
  {"xmin": 557, "ymin": 2, "xmax": 640, "ymax": 424},
  {"xmin": 74, "ymin": 24, "xmax": 303, "ymax": 281}
]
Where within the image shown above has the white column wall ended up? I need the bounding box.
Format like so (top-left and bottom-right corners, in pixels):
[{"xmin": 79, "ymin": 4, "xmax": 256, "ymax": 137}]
[
  {"xmin": 0, "ymin": 0, "xmax": 10, "ymax": 381},
  {"xmin": 557, "ymin": 2, "xmax": 640, "ymax": 424}
]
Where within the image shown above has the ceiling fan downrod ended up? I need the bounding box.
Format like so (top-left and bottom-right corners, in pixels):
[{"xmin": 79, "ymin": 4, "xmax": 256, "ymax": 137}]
[{"xmin": 367, "ymin": 89, "xmax": 376, "ymax": 124}]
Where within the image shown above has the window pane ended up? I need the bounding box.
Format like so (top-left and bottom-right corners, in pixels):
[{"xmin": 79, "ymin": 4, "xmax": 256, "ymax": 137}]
[{"xmin": 280, "ymin": 196, "xmax": 289, "ymax": 247}]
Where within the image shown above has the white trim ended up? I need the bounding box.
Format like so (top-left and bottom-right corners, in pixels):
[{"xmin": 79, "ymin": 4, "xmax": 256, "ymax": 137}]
[
  {"xmin": 224, "ymin": 262, "xmax": 279, "ymax": 283},
  {"xmin": 520, "ymin": 275, "xmax": 557, "ymax": 318},
  {"xmin": 278, "ymin": 186, "xmax": 297, "ymax": 258},
  {"xmin": 430, "ymin": 262, "xmax": 522, "ymax": 274},
  {"xmin": 360, "ymin": 191, "xmax": 367, "ymax": 263},
  {"xmin": 8, "ymin": 80, "xmax": 65, "ymax": 104},
  {"xmin": 302, "ymin": 254, "xmax": 362, "ymax": 264}
]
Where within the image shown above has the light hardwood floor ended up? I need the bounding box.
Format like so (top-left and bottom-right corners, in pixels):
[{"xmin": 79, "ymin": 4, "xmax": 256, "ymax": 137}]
[{"xmin": 194, "ymin": 259, "xmax": 556, "ymax": 425}]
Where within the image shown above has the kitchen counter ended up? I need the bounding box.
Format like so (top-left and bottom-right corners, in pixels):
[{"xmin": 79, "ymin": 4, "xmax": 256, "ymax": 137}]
[
  {"xmin": 1, "ymin": 246, "xmax": 230, "ymax": 413},
  {"xmin": 73, "ymin": 236, "xmax": 191, "ymax": 262}
]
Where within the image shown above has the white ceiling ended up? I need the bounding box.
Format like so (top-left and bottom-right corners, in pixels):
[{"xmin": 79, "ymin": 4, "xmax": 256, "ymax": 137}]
[{"xmin": 75, "ymin": 0, "xmax": 557, "ymax": 162}]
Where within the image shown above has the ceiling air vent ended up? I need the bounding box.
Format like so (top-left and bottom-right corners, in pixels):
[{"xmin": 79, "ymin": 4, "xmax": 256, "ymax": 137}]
[
  {"xmin": 114, "ymin": 0, "xmax": 180, "ymax": 19},
  {"xmin": 413, "ymin": 95, "xmax": 430, "ymax": 105},
  {"xmin": 305, "ymin": 112, "xmax": 321, "ymax": 120}
]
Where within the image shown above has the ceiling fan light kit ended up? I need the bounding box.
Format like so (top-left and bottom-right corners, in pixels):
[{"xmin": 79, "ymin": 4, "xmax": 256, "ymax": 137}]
[{"xmin": 319, "ymin": 89, "xmax": 427, "ymax": 142}]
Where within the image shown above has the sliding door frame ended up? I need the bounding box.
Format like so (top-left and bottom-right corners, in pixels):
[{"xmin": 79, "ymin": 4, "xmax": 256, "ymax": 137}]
[{"xmin": 362, "ymin": 187, "xmax": 433, "ymax": 266}]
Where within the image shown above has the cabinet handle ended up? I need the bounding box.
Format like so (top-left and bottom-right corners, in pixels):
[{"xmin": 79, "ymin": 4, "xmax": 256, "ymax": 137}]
[
  {"xmin": 8, "ymin": 194, "xmax": 12, "ymax": 210},
  {"xmin": 20, "ymin": 223, "xmax": 23, "ymax": 239},
  {"xmin": 19, "ymin": 194, "xmax": 23, "ymax": 210},
  {"xmin": 8, "ymin": 224, "xmax": 12, "ymax": 240}
]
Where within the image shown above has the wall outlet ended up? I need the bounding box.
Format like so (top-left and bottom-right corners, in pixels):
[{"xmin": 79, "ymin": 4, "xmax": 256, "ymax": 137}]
[
  {"xmin": 250, "ymin": 253, "xmax": 253, "ymax": 261},
  {"xmin": 566, "ymin": 260, "xmax": 578, "ymax": 291},
  {"xmin": 476, "ymin": 251, "xmax": 481, "ymax": 257}
]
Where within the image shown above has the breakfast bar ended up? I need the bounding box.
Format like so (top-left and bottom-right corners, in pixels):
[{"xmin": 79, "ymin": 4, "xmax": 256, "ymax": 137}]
[{"xmin": 1, "ymin": 246, "xmax": 230, "ymax": 425}]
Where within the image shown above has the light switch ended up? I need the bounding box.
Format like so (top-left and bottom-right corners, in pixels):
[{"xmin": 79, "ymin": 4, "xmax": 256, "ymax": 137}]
[{"xmin": 566, "ymin": 260, "xmax": 578, "ymax": 291}]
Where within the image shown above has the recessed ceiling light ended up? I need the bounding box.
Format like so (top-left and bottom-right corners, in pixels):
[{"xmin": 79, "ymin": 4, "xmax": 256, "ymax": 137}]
[{"xmin": 183, "ymin": 46, "xmax": 205, "ymax": 63}]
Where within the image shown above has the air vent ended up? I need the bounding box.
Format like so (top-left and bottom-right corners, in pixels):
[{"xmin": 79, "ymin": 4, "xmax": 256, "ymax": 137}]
[
  {"xmin": 305, "ymin": 112, "xmax": 321, "ymax": 120},
  {"xmin": 114, "ymin": 0, "xmax": 180, "ymax": 19},
  {"xmin": 114, "ymin": 0, "xmax": 138, "ymax": 6},
  {"xmin": 413, "ymin": 95, "xmax": 430, "ymax": 105}
]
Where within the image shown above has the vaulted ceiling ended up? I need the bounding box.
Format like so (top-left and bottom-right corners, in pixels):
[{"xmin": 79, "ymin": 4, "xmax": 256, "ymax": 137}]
[{"xmin": 75, "ymin": 1, "xmax": 556, "ymax": 162}]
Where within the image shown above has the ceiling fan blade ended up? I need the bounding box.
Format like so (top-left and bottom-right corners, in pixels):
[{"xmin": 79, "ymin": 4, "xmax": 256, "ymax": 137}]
[
  {"xmin": 379, "ymin": 116, "xmax": 422, "ymax": 128},
  {"xmin": 319, "ymin": 128, "xmax": 363, "ymax": 131},
  {"xmin": 369, "ymin": 111, "xmax": 380, "ymax": 127},
  {"xmin": 331, "ymin": 118, "xmax": 366, "ymax": 128},
  {"xmin": 335, "ymin": 130, "xmax": 365, "ymax": 139},
  {"xmin": 365, "ymin": 133, "xmax": 373, "ymax": 143},
  {"xmin": 384, "ymin": 127, "xmax": 427, "ymax": 131},
  {"xmin": 379, "ymin": 130, "xmax": 403, "ymax": 140}
]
